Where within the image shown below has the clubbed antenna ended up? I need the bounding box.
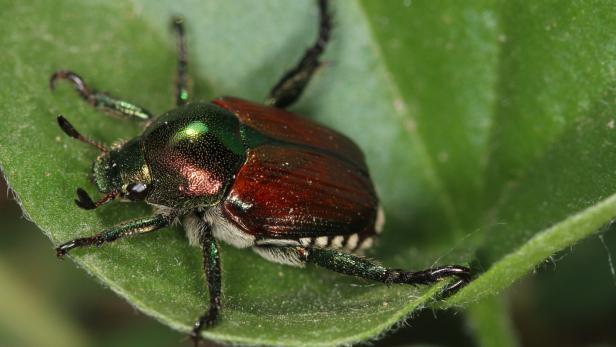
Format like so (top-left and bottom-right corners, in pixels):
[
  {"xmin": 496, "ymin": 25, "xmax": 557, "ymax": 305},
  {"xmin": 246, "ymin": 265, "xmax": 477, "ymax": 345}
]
[
  {"xmin": 75, "ymin": 188, "xmax": 117, "ymax": 210},
  {"xmin": 57, "ymin": 115, "xmax": 108, "ymax": 152}
]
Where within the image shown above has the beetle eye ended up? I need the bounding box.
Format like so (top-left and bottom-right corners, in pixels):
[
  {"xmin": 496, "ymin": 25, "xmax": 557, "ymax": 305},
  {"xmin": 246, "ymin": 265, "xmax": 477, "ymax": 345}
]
[{"xmin": 126, "ymin": 182, "xmax": 148, "ymax": 200}]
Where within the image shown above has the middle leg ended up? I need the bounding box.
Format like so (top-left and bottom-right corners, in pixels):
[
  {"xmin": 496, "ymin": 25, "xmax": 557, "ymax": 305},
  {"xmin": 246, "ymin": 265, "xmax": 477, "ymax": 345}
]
[
  {"xmin": 266, "ymin": 0, "xmax": 332, "ymax": 109},
  {"xmin": 172, "ymin": 17, "xmax": 190, "ymax": 106},
  {"xmin": 190, "ymin": 221, "xmax": 222, "ymax": 346}
]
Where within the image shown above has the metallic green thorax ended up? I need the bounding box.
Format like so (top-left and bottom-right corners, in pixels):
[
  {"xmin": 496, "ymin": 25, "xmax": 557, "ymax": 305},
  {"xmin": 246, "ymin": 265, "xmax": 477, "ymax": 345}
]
[
  {"xmin": 143, "ymin": 102, "xmax": 247, "ymax": 208},
  {"xmin": 92, "ymin": 102, "xmax": 272, "ymax": 209}
]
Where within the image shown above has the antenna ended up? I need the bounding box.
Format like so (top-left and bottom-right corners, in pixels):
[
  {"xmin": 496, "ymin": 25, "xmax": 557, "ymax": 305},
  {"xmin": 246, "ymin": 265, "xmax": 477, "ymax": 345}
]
[
  {"xmin": 57, "ymin": 116, "xmax": 108, "ymax": 152},
  {"xmin": 75, "ymin": 188, "xmax": 117, "ymax": 210}
]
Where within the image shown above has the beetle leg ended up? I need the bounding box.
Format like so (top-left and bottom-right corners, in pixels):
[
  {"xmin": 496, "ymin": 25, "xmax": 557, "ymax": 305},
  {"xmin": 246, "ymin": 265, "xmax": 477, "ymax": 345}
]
[
  {"xmin": 50, "ymin": 70, "xmax": 153, "ymax": 121},
  {"xmin": 172, "ymin": 17, "xmax": 190, "ymax": 107},
  {"xmin": 266, "ymin": 0, "xmax": 332, "ymax": 109},
  {"xmin": 190, "ymin": 222, "xmax": 222, "ymax": 347},
  {"xmin": 55, "ymin": 214, "xmax": 171, "ymax": 258},
  {"xmin": 301, "ymin": 247, "xmax": 471, "ymax": 296}
]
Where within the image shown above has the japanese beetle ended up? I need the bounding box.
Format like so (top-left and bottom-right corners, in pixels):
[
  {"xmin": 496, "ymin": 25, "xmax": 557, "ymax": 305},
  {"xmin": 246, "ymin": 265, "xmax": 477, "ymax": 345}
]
[{"xmin": 50, "ymin": 0, "xmax": 471, "ymax": 345}]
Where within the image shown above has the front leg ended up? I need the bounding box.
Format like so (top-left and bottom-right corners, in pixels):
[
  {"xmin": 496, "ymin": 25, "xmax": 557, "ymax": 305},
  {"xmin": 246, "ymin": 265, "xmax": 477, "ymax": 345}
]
[
  {"xmin": 56, "ymin": 214, "xmax": 171, "ymax": 257},
  {"xmin": 50, "ymin": 70, "xmax": 153, "ymax": 121},
  {"xmin": 190, "ymin": 222, "xmax": 222, "ymax": 346}
]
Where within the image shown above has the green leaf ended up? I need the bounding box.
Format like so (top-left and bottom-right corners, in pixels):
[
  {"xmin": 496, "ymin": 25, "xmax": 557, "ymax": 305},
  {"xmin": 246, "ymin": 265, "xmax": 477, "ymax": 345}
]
[
  {"xmin": 466, "ymin": 295, "xmax": 519, "ymax": 347},
  {"xmin": 1, "ymin": 0, "xmax": 616, "ymax": 346},
  {"xmin": 0, "ymin": 258, "xmax": 89, "ymax": 347}
]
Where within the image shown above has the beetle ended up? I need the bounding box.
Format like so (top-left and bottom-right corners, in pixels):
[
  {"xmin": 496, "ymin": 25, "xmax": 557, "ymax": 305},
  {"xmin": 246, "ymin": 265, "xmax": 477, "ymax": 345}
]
[{"xmin": 50, "ymin": 0, "xmax": 470, "ymax": 345}]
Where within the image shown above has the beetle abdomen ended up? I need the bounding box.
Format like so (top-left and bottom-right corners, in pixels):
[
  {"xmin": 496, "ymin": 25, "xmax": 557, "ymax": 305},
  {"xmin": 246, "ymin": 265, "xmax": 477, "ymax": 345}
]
[
  {"xmin": 210, "ymin": 97, "xmax": 382, "ymax": 253},
  {"xmin": 223, "ymin": 143, "xmax": 377, "ymax": 236},
  {"xmin": 214, "ymin": 97, "xmax": 367, "ymax": 169}
]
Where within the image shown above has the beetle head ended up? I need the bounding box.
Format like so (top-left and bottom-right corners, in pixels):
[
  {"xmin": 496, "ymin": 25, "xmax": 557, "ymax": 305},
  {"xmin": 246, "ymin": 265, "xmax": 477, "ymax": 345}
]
[
  {"xmin": 93, "ymin": 138, "xmax": 152, "ymax": 201},
  {"xmin": 57, "ymin": 116, "xmax": 152, "ymax": 210}
]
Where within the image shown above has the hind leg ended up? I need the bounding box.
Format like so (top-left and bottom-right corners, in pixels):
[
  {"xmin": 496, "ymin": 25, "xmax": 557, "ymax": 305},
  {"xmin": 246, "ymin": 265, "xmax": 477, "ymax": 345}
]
[{"xmin": 253, "ymin": 245, "xmax": 471, "ymax": 294}]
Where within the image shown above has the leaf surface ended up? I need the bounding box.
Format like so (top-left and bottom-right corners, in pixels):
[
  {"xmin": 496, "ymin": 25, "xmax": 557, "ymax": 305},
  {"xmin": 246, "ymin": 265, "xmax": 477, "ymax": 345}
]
[{"xmin": 1, "ymin": 0, "xmax": 616, "ymax": 345}]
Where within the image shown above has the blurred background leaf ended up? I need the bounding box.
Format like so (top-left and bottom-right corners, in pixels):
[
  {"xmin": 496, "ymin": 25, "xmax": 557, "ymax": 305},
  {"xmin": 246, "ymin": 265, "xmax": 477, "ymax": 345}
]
[
  {"xmin": 1, "ymin": 0, "xmax": 616, "ymax": 346},
  {"xmin": 0, "ymin": 257, "xmax": 88, "ymax": 347}
]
